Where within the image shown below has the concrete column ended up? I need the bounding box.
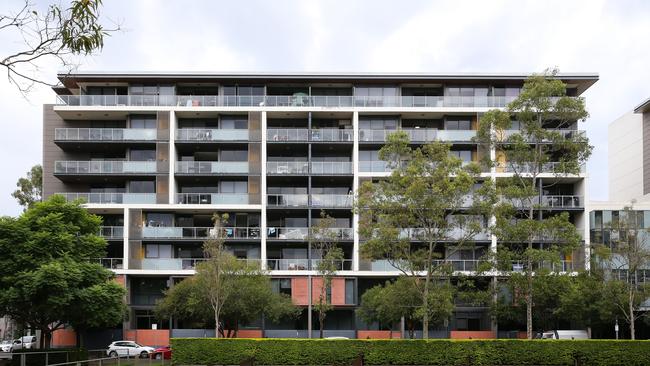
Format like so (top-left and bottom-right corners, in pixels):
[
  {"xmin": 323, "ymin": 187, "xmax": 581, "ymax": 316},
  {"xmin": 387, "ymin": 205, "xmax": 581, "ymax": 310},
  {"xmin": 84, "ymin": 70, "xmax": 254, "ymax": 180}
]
[
  {"xmin": 260, "ymin": 111, "xmax": 267, "ymax": 270},
  {"xmin": 168, "ymin": 110, "xmax": 176, "ymax": 204},
  {"xmin": 123, "ymin": 207, "xmax": 130, "ymax": 270},
  {"xmin": 352, "ymin": 111, "xmax": 360, "ymax": 271}
]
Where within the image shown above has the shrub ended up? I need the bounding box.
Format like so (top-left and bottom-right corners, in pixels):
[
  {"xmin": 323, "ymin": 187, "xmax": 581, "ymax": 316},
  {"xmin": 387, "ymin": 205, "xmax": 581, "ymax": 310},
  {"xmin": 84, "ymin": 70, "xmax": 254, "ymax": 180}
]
[{"xmin": 171, "ymin": 338, "xmax": 650, "ymax": 366}]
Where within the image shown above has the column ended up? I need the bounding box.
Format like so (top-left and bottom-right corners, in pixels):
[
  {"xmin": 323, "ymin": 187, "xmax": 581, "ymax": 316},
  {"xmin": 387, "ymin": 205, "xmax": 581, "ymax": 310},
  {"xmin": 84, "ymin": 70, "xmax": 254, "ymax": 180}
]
[
  {"xmin": 352, "ymin": 111, "xmax": 360, "ymax": 271},
  {"xmin": 260, "ymin": 111, "xmax": 267, "ymax": 270}
]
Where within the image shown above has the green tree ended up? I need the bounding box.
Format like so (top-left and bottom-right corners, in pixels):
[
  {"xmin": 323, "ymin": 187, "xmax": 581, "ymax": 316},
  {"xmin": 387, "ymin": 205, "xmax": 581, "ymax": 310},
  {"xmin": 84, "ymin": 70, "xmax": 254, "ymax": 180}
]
[
  {"xmin": 356, "ymin": 132, "xmax": 493, "ymax": 338},
  {"xmin": 0, "ymin": 195, "xmax": 125, "ymax": 348},
  {"xmin": 156, "ymin": 214, "xmax": 298, "ymax": 338},
  {"xmin": 357, "ymin": 277, "xmax": 421, "ymax": 339},
  {"xmin": 12, "ymin": 165, "xmax": 42, "ymax": 210},
  {"xmin": 593, "ymin": 205, "xmax": 650, "ymax": 340},
  {"xmin": 1, "ymin": 0, "xmax": 118, "ymax": 93},
  {"xmin": 477, "ymin": 68, "xmax": 591, "ymax": 339},
  {"xmin": 310, "ymin": 211, "xmax": 345, "ymax": 338}
]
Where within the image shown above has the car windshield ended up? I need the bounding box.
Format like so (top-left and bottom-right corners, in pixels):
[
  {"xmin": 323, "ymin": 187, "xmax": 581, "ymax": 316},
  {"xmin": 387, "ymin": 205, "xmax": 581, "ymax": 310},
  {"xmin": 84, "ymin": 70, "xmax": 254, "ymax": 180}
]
[{"xmin": 134, "ymin": 343, "xmax": 143, "ymax": 347}]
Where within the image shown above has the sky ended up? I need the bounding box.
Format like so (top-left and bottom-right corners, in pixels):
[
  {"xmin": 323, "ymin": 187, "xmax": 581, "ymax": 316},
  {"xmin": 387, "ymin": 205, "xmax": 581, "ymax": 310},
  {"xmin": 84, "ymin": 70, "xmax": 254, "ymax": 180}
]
[{"xmin": 0, "ymin": 0, "xmax": 649, "ymax": 216}]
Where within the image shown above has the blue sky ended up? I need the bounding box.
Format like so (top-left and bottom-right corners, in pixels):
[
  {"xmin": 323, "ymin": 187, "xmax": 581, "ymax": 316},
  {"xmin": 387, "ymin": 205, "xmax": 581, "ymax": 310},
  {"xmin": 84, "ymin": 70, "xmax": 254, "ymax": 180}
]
[{"xmin": 0, "ymin": 0, "xmax": 649, "ymax": 215}]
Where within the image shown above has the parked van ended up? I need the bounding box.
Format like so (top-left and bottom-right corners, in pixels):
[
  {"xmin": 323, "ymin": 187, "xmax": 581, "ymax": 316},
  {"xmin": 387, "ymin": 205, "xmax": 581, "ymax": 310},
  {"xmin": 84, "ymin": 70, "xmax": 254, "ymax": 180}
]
[
  {"xmin": 537, "ymin": 330, "xmax": 589, "ymax": 340},
  {"xmin": 12, "ymin": 336, "xmax": 37, "ymax": 351}
]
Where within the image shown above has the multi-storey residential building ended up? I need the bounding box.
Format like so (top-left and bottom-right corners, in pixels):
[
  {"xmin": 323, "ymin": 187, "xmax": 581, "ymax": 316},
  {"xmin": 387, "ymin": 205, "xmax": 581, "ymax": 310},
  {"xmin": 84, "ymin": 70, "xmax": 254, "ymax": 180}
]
[{"xmin": 43, "ymin": 72, "xmax": 596, "ymax": 345}]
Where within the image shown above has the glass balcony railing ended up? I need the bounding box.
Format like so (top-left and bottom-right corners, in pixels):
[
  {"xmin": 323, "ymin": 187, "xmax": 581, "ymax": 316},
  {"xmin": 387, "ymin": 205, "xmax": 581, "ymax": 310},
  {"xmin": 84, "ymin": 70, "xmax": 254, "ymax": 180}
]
[
  {"xmin": 175, "ymin": 193, "xmax": 252, "ymax": 205},
  {"xmin": 310, "ymin": 161, "xmax": 353, "ymax": 175},
  {"xmin": 500, "ymin": 129, "xmax": 587, "ymax": 141},
  {"xmin": 360, "ymin": 259, "xmax": 482, "ymax": 272},
  {"xmin": 310, "ymin": 129, "xmax": 353, "ymax": 142},
  {"xmin": 497, "ymin": 162, "xmax": 586, "ymax": 174},
  {"xmin": 92, "ymin": 257, "xmax": 124, "ymax": 269},
  {"xmin": 139, "ymin": 258, "xmax": 260, "ymax": 271},
  {"xmin": 266, "ymin": 161, "xmax": 309, "ymax": 175},
  {"xmin": 267, "ymin": 129, "xmax": 309, "ymax": 142},
  {"xmin": 310, "ymin": 194, "xmax": 353, "ymax": 208},
  {"xmin": 359, "ymin": 129, "xmax": 477, "ymax": 142},
  {"xmin": 55, "ymin": 128, "xmax": 157, "ymax": 141},
  {"xmin": 175, "ymin": 161, "xmax": 250, "ymax": 174},
  {"xmin": 175, "ymin": 128, "xmax": 254, "ymax": 141},
  {"xmin": 141, "ymin": 226, "xmax": 261, "ymax": 240},
  {"xmin": 58, "ymin": 192, "xmax": 157, "ymax": 204},
  {"xmin": 99, "ymin": 226, "xmax": 124, "ymax": 239},
  {"xmin": 266, "ymin": 227, "xmax": 353, "ymax": 240},
  {"xmin": 508, "ymin": 195, "xmax": 584, "ymax": 209},
  {"xmin": 511, "ymin": 260, "xmax": 575, "ymax": 272},
  {"xmin": 266, "ymin": 194, "xmax": 309, "ymax": 207},
  {"xmin": 54, "ymin": 161, "xmax": 158, "ymax": 174},
  {"xmin": 359, "ymin": 161, "xmax": 391, "ymax": 173},
  {"xmin": 56, "ymin": 95, "xmax": 533, "ymax": 108},
  {"xmin": 266, "ymin": 259, "xmax": 353, "ymax": 271}
]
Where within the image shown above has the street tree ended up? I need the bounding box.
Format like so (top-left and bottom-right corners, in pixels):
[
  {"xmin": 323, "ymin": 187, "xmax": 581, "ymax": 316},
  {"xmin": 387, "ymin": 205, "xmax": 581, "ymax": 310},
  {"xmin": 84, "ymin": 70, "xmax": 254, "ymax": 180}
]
[
  {"xmin": 156, "ymin": 214, "xmax": 298, "ymax": 338},
  {"xmin": 12, "ymin": 164, "xmax": 42, "ymax": 210},
  {"xmin": 357, "ymin": 277, "xmax": 421, "ymax": 338},
  {"xmin": 1, "ymin": 0, "xmax": 118, "ymax": 94},
  {"xmin": 0, "ymin": 195, "xmax": 125, "ymax": 348},
  {"xmin": 594, "ymin": 205, "xmax": 650, "ymax": 340},
  {"xmin": 356, "ymin": 132, "xmax": 493, "ymax": 338},
  {"xmin": 310, "ymin": 211, "xmax": 345, "ymax": 338},
  {"xmin": 477, "ymin": 68, "xmax": 591, "ymax": 339}
]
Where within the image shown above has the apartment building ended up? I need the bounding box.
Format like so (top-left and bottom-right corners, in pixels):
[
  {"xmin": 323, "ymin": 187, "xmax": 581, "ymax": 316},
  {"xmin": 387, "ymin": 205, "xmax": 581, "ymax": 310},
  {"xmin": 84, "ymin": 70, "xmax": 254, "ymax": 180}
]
[{"xmin": 42, "ymin": 72, "xmax": 596, "ymax": 344}]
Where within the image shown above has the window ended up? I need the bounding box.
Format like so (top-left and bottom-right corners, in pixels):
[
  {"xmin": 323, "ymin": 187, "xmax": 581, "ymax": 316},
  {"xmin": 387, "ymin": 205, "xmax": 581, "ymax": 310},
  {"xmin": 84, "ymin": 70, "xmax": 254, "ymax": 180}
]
[
  {"xmin": 130, "ymin": 149, "xmax": 156, "ymax": 161},
  {"xmin": 359, "ymin": 117, "xmax": 398, "ymax": 130},
  {"xmin": 129, "ymin": 180, "xmax": 155, "ymax": 193},
  {"xmin": 220, "ymin": 150, "xmax": 248, "ymax": 161},
  {"xmin": 130, "ymin": 116, "xmax": 157, "ymax": 129},
  {"xmin": 145, "ymin": 213, "xmax": 173, "ymax": 227},
  {"xmin": 445, "ymin": 118, "xmax": 471, "ymax": 130},
  {"xmin": 220, "ymin": 181, "xmax": 248, "ymax": 193},
  {"xmin": 145, "ymin": 244, "xmax": 172, "ymax": 258},
  {"xmin": 272, "ymin": 278, "xmax": 292, "ymax": 296},
  {"xmin": 450, "ymin": 150, "xmax": 472, "ymax": 162},
  {"xmin": 221, "ymin": 116, "xmax": 248, "ymax": 129},
  {"xmin": 345, "ymin": 279, "xmax": 355, "ymax": 305}
]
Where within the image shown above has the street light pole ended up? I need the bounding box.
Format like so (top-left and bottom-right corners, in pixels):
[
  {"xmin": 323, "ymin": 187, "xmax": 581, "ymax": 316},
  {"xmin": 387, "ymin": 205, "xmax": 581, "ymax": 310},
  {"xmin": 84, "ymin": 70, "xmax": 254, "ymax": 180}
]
[{"xmin": 615, "ymin": 318, "xmax": 619, "ymax": 340}]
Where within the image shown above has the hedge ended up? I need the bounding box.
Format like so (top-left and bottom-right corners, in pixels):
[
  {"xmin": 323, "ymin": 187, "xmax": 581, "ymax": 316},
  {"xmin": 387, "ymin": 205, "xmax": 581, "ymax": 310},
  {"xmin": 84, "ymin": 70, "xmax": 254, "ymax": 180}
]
[{"xmin": 171, "ymin": 338, "xmax": 650, "ymax": 366}]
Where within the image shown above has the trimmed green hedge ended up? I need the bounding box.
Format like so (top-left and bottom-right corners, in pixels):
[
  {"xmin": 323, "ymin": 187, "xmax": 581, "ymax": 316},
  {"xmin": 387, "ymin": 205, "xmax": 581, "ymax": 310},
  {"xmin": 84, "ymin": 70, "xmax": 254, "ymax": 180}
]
[{"xmin": 171, "ymin": 338, "xmax": 650, "ymax": 366}]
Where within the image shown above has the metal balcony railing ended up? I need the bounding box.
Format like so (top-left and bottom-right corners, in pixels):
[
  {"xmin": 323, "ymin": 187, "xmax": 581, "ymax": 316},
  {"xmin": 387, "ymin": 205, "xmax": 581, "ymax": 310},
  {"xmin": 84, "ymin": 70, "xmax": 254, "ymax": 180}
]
[
  {"xmin": 310, "ymin": 161, "xmax": 353, "ymax": 175},
  {"xmin": 508, "ymin": 195, "xmax": 584, "ymax": 209},
  {"xmin": 361, "ymin": 259, "xmax": 482, "ymax": 272},
  {"xmin": 92, "ymin": 257, "xmax": 124, "ymax": 269},
  {"xmin": 175, "ymin": 161, "xmax": 250, "ymax": 174},
  {"xmin": 99, "ymin": 226, "xmax": 123, "ymax": 239},
  {"xmin": 266, "ymin": 227, "xmax": 353, "ymax": 240},
  {"xmin": 310, "ymin": 129, "xmax": 354, "ymax": 142},
  {"xmin": 56, "ymin": 94, "xmax": 542, "ymax": 108},
  {"xmin": 511, "ymin": 260, "xmax": 575, "ymax": 272},
  {"xmin": 359, "ymin": 161, "xmax": 391, "ymax": 173},
  {"xmin": 139, "ymin": 258, "xmax": 261, "ymax": 270},
  {"xmin": 266, "ymin": 194, "xmax": 309, "ymax": 207},
  {"xmin": 175, "ymin": 193, "xmax": 252, "ymax": 205},
  {"xmin": 310, "ymin": 194, "xmax": 353, "ymax": 208},
  {"xmin": 175, "ymin": 128, "xmax": 253, "ymax": 141},
  {"xmin": 57, "ymin": 192, "xmax": 157, "ymax": 204},
  {"xmin": 266, "ymin": 259, "xmax": 353, "ymax": 271},
  {"xmin": 267, "ymin": 129, "xmax": 309, "ymax": 142},
  {"xmin": 54, "ymin": 160, "xmax": 158, "ymax": 174},
  {"xmin": 497, "ymin": 162, "xmax": 586, "ymax": 174},
  {"xmin": 266, "ymin": 194, "xmax": 353, "ymax": 208},
  {"xmin": 141, "ymin": 226, "xmax": 261, "ymax": 240},
  {"xmin": 54, "ymin": 128, "xmax": 157, "ymax": 141},
  {"xmin": 266, "ymin": 161, "xmax": 309, "ymax": 175}
]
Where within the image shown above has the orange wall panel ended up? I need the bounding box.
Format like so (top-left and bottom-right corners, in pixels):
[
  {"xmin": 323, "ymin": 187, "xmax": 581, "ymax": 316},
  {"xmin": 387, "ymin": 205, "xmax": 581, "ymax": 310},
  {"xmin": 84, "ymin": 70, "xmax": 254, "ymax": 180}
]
[
  {"xmin": 135, "ymin": 329, "xmax": 170, "ymax": 347},
  {"xmin": 450, "ymin": 330, "xmax": 496, "ymax": 339},
  {"xmin": 124, "ymin": 330, "xmax": 136, "ymax": 341},
  {"xmin": 291, "ymin": 277, "xmax": 309, "ymax": 305},
  {"xmin": 235, "ymin": 330, "xmax": 263, "ymax": 338},
  {"xmin": 311, "ymin": 277, "xmax": 324, "ymax": 303},
  {"xmin": 357, "ymin": 330, "xmax": 401, "ymax": 339},
  {"xmin": 51, "ymin": 328, "xmax": 76, "ymax": 347},
  {"xmin": 114, "ymin": 275, "xmax": 126, "ymax": 288},
  {"xmin": 331, "ymin": 278, "xmax": 346, "ymax": 305}
]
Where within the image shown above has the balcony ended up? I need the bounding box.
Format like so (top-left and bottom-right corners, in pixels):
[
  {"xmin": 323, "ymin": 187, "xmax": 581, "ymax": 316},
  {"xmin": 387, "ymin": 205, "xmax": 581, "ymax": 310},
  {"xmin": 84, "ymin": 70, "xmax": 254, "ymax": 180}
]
[
  {"xmin": 267, "ymin": 162, "xmax": 309, "ymax": 175},
  {"xmin": 310, "ymin": 129, "xmax": 353, "ymax": 142},
  {"xmin": 359, "ymin": 161, "xmax": 390, "ymax": 173},
  {"xmin": 54, "ymin": 161, "xmax": 158, "ymax": 175},
  {"xmin": 266, "ymin": 227, "xmax": 353, "ymax": 240},
  {"xmin": 175, "ymin": 193, "xmax": 253, "ymax": 205},
  {"xmin": 359, "ymin": 129, "xmax": 476, "ymax": 143},
  {"xmin": 55, "ymin": 95, "xmax": 532, "ymax": 108},
  {"xmin": 99, "ymin": 226, "xmax": 124, "ymax": 239},
  {"xmin": 360, "ymin": 259, "xmax": 482, "ymax": 272},
  {"xmin": 139, "ymin": 258, "xmax": 260, "ymax": 271},
  {"xmin": 310, "ymin": 162, "xmax": 353, "ymax": 175},
  {"xmin": 176, "ymin": 128, "xmax": 254, "ymax": 141},
  {"xmin": 55, "ymin": 128, "xmax": 157, "ymax": 142},
  {"xmin": 497, "ymin": 162, "xmax": 586, "ymax": 174},
  {"xmin": 175, "ymin": 161, "xmax": 250, "ymax": 174},
  {"xmin": 266, "ymin": 258, "xmax": 353, "ymax": 271},
  {"xmin": 268, "ymin": 129, "xmax": 309, "ymax": 142},
  {"xmin": 141, "ymin": 226, "xmax": 260, "ymax": 240},
  {"xmin": 501, "ymin": 129, "xmax": 587, "ymax": 141},
  {"xmin": 508, "ymin": 195, "xmax": 584, "ymax": 209},
  {"xmin": 511, "ymin": 260, "xmax": 575, "ymax": 272},
  {"xmin": 58, "ymin": 192, "xmax": 157, "ymax": 204},
  {"xmin": 266, "ymin": 194, "xmax": 353, "ymax": 208},
  {"xmin": 93, "ymin": 257, "xmax": 124, "ymax": 269}
]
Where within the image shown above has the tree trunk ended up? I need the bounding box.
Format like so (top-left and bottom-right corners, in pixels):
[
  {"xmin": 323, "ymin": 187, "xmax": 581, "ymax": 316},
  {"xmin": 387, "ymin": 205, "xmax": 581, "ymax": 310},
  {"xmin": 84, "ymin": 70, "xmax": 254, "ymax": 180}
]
[
  {"xmin": 319, "ymin": 312, "xmax": 324, "ymax": 339},
  {"xmin": 526, "ymin": 178, "xmax": 537, "ymax": 340},
  {"xmin": 42, "ymin": 328, "xmax": 51, "ymax": 349},
  {"xmin": 629, "ymin": 289, "xmax": 635, "ymax": 340},
  {"xmin": 214, "ymin": 308, "xmax": 220, "ymax": 339},
  {"xmin": 422, "ymin": 241, "xmax": 434, "ymax": 340}
]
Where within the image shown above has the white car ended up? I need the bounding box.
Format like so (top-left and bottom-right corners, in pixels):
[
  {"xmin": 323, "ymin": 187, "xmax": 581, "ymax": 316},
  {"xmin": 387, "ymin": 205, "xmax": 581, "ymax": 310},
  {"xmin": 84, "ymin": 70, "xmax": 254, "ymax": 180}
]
[
  {"xmin": 0, "ymin": 340, "xmax": 12, "ymax": 352},
  {"xmin": 106, "ymin": 341, "xmax": 155, "ymax": 358}
]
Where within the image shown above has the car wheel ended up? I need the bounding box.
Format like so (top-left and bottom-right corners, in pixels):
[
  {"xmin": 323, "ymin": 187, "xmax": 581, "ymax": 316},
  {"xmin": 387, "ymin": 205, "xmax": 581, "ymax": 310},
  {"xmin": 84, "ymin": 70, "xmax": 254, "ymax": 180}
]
[
  {"xmin": 155, "ymin": 354, "xmax": 162, "ymax": 360},
  {"xmin": 140, "ymin": 351, "xmax": 149, "ymax": 359},
  {"xmin": 109, "ymin": 351, "xmax": 118, "ymax": 358}
]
